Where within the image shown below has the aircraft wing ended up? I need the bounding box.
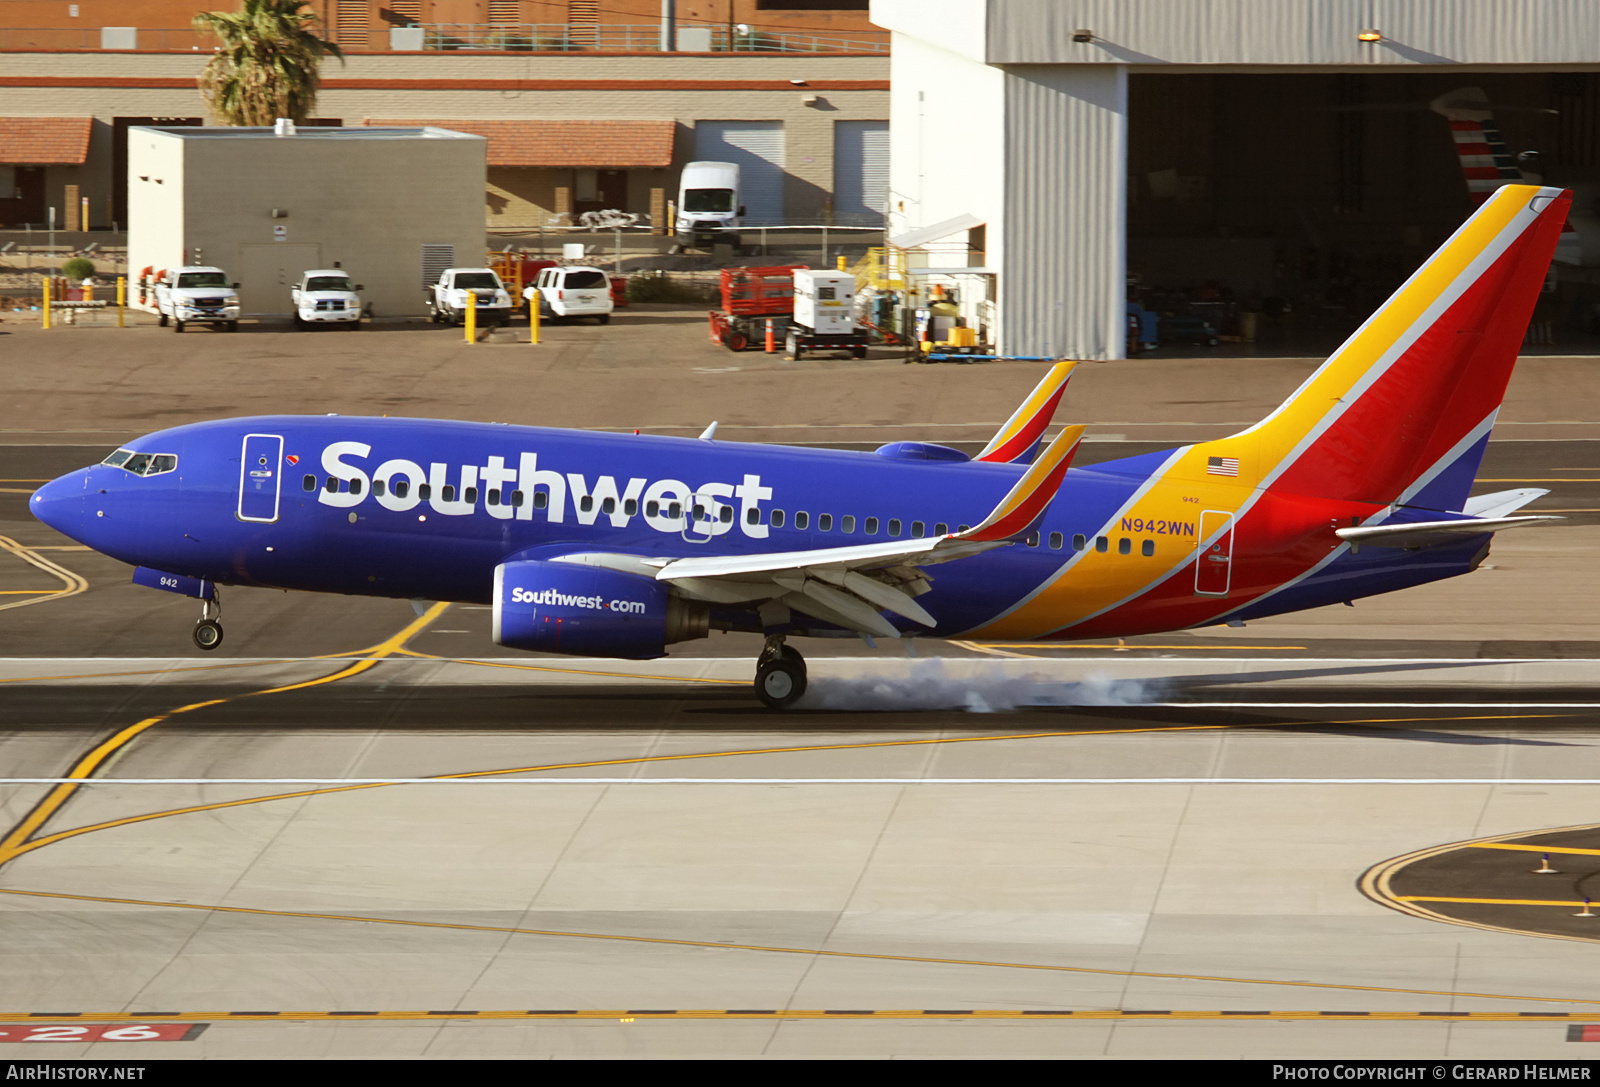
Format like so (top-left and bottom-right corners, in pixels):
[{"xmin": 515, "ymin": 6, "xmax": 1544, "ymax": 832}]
[
  {"xmin": 551, "ymin": 424, "xmax": 1087, "ymax": 638},
  {"xmin": 1336, "ymin": 513, "xmax": 1562, "ymax": 550}
]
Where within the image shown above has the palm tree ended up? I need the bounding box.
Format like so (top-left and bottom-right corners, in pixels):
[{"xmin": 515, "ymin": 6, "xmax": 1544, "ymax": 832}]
[{"xmin": 193, "ymin": 0, "xmax": 343, "ymax": 126}]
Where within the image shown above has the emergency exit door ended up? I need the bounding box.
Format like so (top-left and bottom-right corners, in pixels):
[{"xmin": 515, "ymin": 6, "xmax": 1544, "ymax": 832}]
[
  {"xmin": 1194, "ymin": 510, "xmax": 1234, "ymax": 595},
  {"xmin": 238, "ymin": 433, "xmax": 284, "ymax": 523}
]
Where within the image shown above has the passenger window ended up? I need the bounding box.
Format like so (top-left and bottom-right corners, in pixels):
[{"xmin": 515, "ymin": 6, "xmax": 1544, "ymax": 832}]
[
  {"xmin": 1118, "ymin": 537, "xmax": 1131, "ymax": 555},
  {"xmin": 1095, "ymin": 536, "xmax": 1108, "ymax": 552},
  {"xmin": 1142, "ymin": 539, "xmax": 1155, "ymax": 557},
  {"xmin": 667, "ymin": 501, "xmax": 681, "ymax": 519},
  {"xmin": 486, "ymin": 488, "xmax": 499, "ymax": 506},
  {"xmin": 579, "ymin": 495, "xmax": 593, "ymax": 512},
  {"xmin": 624, "ymin": 498, "xmax": 637, "ymax": 516},
  {"xmin": 746, "ymin": 506, "xmax": 762, "ymax": 525},
  {"xmin": 533, "ymin": 491, "xmax": 548, "ymax": 509},
  {"xmin": 818, "ymin": 513, "xmax": 833, "ymax": 531},
  {"xmin": 511, "ymin": 490, "xmax": 524, "ymax": 507},
  {"xmin": 646, "ymin": 499, "xmax": 660, "ymax": 517},
  {"xmin": 888, "ymin": 518, "xmax": 902, "ymax": 537},
  {"xmin": 1073, "ymin": 533, "xmax": 1086, "ymax": 551},
  {"xmin": 463, "ymin": 486, "xmax": 476, "ymax": 504},
  {"xmin": 720, "ymin": 505, "xmax": 733, "ymax": 524},
  {"xmin": 442, "ymin": 485, "xmax": 457, "ymax": 502},
  {"xmin": 602, "ymin": 497, "xmax": 615, "ymax": 514},
  {"xmin": 1049, "ymin": 532, "xmax": 1063, "ymax": 549},
  {"xmin": 864, "ymin": 516, "xmax": 878, "ymax": 535},
  {"xmin": 911, "ymin": 521, "xmax": 925, "ymax": 538},
  {"xmin": 1025, "ymin": 531, "xmax": 1038, "ymax": 547},
  {"xmin": 841, "ymin": 515, "xmax": 856, "ymax": 533},
  {"xmin": 795, "ymin": 511, "xmax": 809, "ymax": 530},
  {"xmin": 771, "ymin": 509, "xmax": 785, "ymax": 528},
  {"xmin": 934, "ymin": 522, "xmax": 948, "ymax": 536},
  {"xmin": 374, "ymin": 480, "xmax": 387, "ymax": 497},
  {"xmin": 324, "ymin": 477, "xmax": 337, "ymax": 493},
  {"xmin": 350, "ymin": 478, "xmax": 363, "ymax": 496},
  {"xmin": 302, "ymin": 475, "xmax": 316, "ymax": 492},
  {"xmin": 957, "ymin": 524, "xmax": 970, "ymax": 533},
  {"xmin": 395, "ymin": 480, "xmax": 410, "ymax": 499}
]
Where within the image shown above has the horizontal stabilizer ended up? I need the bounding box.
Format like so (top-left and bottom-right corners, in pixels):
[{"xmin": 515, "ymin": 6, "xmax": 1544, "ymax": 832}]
[
  {"xmin": 1336, "ymin": 514, "xmax": 1561, "ymax": 549},
  {"xmin": 975, "ymin": 362, "xmax": 1077, "ymax": 464},
  {"xmin": 1462, "ymin": 487, "xmax": 1550, "ymax": 518}
]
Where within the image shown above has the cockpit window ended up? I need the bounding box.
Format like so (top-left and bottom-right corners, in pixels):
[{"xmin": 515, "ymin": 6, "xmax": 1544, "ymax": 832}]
[{"xmin": 104, "ymin": 449, "xmax": 177, "ymax": 476}]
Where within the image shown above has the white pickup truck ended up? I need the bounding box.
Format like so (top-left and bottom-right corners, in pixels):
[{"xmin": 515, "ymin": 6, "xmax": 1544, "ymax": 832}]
[
  {"xmin": 154, "ymin": 266, "xmax": 240, "ymax": 332},
  {"xmin": 291, "ymin": 269, "xmax": 363, "ymax": 330},
  {"xmin": 425, "ymin": 267, "xmax": 513, "ymax": 326}
]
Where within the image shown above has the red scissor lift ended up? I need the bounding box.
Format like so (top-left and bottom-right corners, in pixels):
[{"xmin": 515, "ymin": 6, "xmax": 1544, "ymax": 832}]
[{"xmin": 707, "ymin": 264, "xmax": 809, "ymax": 352}]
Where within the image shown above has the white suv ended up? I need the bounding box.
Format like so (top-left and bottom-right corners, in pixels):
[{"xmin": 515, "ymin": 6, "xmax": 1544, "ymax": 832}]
[
  {"xmin": 526, "ymin": 266, "xmax": 614, "ymax": 324},
  {"xmin": 291, "ymin": 269, "xmax": 363, "ymax": 330}
]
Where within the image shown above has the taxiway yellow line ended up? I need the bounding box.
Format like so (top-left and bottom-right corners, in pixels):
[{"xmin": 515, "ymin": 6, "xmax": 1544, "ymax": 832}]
[
  {"xmin": 0, "ymin": 602, "xmax": 452, "ymax": 867},
  {"xmin": 2, "ymin": 884, "xmax": 1596, "ymax": 1008},
  {"xmin": 1473, "ymin": 843, "xmax": 1600, "ymax": 857},
  {"xmin": 0, "ymin": 1009, "xmax": 1586, "ymax": 1023},
  {"xmin": 0, "ymin": 535, "xmax": 86, "ymax": 614},
  {"xmin": 1397, "ymin": 896, "xmax": 1596, "ymax": 908}
]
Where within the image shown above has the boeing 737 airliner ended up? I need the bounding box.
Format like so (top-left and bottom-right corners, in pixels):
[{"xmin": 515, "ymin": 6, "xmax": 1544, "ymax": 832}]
[{"xmin": 31, "ymin": 185, "xmax": 1572, "ymax": 708}]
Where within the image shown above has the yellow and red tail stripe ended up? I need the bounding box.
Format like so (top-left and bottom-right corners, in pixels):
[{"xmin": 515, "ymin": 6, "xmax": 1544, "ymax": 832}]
[
  {"xmin": 975, "ymin": 362, "xmax": 1077, "ymax": 464},
  {"xmin": 962, "ymin": 424, "xmax": 1086, "ymax": 543},
  {"xmin": 968, "ymin": 185, "xmax": 1571, "ymax": 640}
]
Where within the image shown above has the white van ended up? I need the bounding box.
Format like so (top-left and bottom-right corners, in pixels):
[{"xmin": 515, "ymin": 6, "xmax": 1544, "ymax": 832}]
[
  {"xmin": 676, "ymin": 161, "xmax": 742, "ymax": 247},
  {"xmin": 526, "ymin": 266, "xmax": 614, "ymax": 324}
]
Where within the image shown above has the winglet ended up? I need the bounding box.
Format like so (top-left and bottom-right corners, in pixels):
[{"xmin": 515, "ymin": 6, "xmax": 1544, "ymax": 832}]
[
  {"xmin": 975, "ymin": 362, "xmax": 1077, "ymax": 464},
  {"xmin": 960, "ymin": 424, "xmax": 1086, "ymax": 542}
]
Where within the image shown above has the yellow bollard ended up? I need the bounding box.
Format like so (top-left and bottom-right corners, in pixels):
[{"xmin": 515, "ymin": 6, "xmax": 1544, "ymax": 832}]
[
  {"xmin": 528, "ymin": 289, "xmax": 540, "ymax": 345},
  {"xmin": 464, "ymin": 289, "xmax": 476, "ymax": 344},
  {"xmin": 117, "ymin": 276, "xmax": 126, "ymax": 328},
  {"xmin": 837, "ymin": 255, "xmax": 846, "ymax": 271},
  {"xmin": 41, "ymin": 275, "xmax": 50, "ymax": 330}
]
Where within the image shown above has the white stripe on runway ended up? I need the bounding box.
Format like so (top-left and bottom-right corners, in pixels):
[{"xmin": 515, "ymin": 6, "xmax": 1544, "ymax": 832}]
[{"xmin": 5, "ymin": 778, "xmax": 1600, "ymax": 786}]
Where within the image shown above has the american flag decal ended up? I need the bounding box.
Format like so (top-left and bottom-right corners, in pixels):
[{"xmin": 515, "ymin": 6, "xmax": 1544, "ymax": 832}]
[{"xmin": 1207, "ymin": 456, "xmax": 1239, "ymax": 477}]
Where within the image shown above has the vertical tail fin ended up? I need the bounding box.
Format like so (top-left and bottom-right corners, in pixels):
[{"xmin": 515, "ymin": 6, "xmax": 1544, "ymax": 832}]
[{"xmin": 1189, "ymin": 185, "xmax": 1570, "ymax": 511}]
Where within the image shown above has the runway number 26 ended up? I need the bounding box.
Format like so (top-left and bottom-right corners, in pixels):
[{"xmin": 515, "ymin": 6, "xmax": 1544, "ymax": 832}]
[{"xmin": 0, "ymin": 1023, "xmax": 201, "ymax": 1041}]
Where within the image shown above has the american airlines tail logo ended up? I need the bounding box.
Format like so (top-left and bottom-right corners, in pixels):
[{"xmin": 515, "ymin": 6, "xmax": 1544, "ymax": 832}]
[
  {"xmin": 510, "ymin": 587, "xmax": 647, "ymax": 614},
  {"xmin": 313, "ymin": 442, "xmax": 773, "ymax": 538}
]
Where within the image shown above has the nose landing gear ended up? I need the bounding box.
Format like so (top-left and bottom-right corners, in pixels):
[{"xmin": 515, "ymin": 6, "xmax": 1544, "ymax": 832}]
[
  {"xmin": 755, "ymin": 636, "xmax": 806, "ymax": 710},
  {"xmin": 192, "ymin": 592, "xmax": 223, "ymax": 652}
]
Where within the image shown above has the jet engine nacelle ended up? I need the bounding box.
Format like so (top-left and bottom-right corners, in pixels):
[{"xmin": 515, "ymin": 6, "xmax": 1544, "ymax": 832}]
[{"xmin": 492, "ymin": 559, "xmax": 706, "ymax": 659}]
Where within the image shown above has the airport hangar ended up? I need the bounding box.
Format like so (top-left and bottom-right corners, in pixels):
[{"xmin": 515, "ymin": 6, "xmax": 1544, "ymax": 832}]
[{"xmin": 873, "ymin": 0, "xmax": 1600, "ymax": 360}]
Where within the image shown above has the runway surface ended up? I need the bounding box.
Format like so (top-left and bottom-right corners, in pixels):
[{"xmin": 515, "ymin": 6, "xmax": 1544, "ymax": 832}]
[{"xmin": 4, "ymin": 439, "xmax": 1600, "ymax": 1057}]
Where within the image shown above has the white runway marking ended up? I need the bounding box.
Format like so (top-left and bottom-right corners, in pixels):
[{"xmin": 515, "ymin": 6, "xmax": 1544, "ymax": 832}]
[{"xmin": 6, "ymin": 777, "xmax": 1600, "ymax": 786}]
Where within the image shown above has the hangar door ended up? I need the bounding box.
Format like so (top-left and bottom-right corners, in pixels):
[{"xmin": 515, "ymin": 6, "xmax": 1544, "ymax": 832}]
[
  {"xmin": 833, "ymin": 120, "xmax": 889, "ymax": 224},
  {"xmin": 694, "ymin": 121, "xmax": 785, "ymax": 223},
  {"xmin": 239, "ymin": 243, "xmax": 320, "ymax": 316}
]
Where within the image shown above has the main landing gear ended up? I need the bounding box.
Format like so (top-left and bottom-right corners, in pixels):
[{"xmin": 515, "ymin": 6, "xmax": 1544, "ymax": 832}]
[
  {"xmin": 193, "ymin": 591, "xmax": 223, "ymax": 652},
  {"xmin": 755, "ymin": 636, "xmax": 806, "ymax": 710}
]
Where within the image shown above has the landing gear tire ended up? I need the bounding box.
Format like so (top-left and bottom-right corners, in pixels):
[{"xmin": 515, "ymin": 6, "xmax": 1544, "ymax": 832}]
[
  {"xmin": 192, "ymin": 619, "xmax": 224, "ymax": 652},
  {"xmin": 756, "ymin": 655, "xmax": 806, "ymax": 710}
]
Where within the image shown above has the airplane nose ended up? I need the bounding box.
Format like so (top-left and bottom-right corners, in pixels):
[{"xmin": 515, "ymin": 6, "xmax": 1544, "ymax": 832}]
[{"xmin": 30, "ymin": 470, "xmax": 91, "ymax": 540}]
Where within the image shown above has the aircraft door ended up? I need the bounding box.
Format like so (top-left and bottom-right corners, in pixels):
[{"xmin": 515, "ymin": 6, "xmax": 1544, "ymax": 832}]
[
  {"xmin": 682, "ymin": 489, "xmax": 716, "ymax": 544},
  {"xmin": 1194, "ymin": 510, "xmax": 1234, "ymax": 595},
  {"xmin": 238, "ymin": 433, "xmax": 284, "ymax": 523}
]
